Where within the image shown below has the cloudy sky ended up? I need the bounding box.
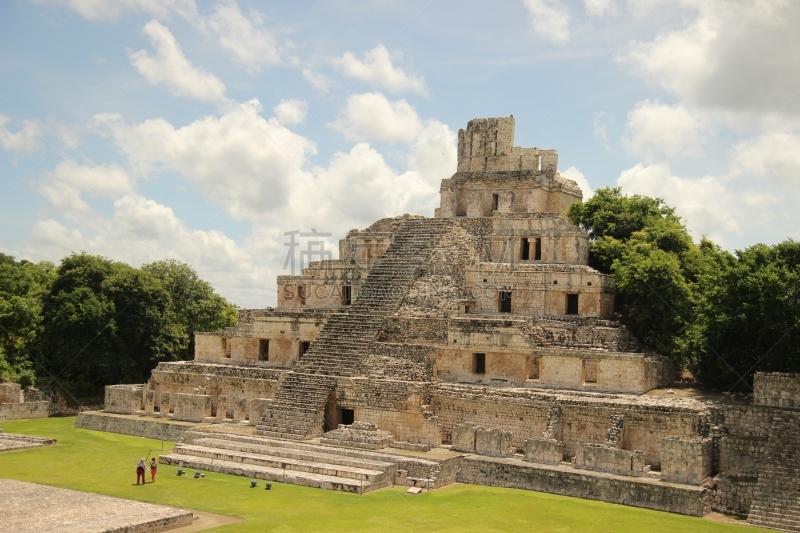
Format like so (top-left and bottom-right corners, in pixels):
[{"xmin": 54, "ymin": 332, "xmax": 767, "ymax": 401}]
[{"xmin": 1, "ymin": 0, "xmax": 799, "ymax": 307}]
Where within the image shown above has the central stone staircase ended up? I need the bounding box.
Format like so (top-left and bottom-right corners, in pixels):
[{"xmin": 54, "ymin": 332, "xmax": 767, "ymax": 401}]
[
  {"xmin": 161, "ymin": 430, "xmax": 400, "ymax": 493},
  {"xmin": 255, "ymin": 218, "xmax": 450, "ymax": 440},
  {"xmin": 748, "ymin": 412, "xmax": 800, "ymax": 532}
]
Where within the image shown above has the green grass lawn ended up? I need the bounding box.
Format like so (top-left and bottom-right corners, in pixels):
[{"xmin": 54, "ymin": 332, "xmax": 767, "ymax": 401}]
[{"xmin": 0, "ymin": 417, "xmax": 755, "ymax": 532}]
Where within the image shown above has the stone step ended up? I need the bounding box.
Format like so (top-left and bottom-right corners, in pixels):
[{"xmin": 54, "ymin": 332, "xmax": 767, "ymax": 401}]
[
  {"xmin": 186, "ymin": 437, "xmax": 396, "ymax": 472},
  {"xmin": 160, "ymin": 454, "xmax": 389, "ymax": 493},
  {"xmin": 173, "ymin": 444, "xmax": 391, "ymax": 482}
]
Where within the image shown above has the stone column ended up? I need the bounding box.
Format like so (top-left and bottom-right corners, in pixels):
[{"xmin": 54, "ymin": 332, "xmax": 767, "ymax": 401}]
[
  {"xmin": 216, "ymin": 396, "xmax": 228, "ymax": 422},
  {"xmin": 159, "ymin": 391, "xmax": 171, "ymax": 418},
  {"xmin": 144, "ymin": 390, "xmax": 155, "ymax": 415}
]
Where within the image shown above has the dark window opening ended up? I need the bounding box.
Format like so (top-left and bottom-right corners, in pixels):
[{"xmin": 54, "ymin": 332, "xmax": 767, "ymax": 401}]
[
  {"xmin": 299, "ymin": 341, "xmax": 310, "ymax": 358},
  {"xmin": 341, "ymin": 408, "xmax": 355, "ymax": 425},
  {"xmin": 464, "ymin": 305, "xmax": 471, "ymax": 314},
  {"xmin": 587, "ymin": 282, "xmax": 592, "ymax": 286},
  {"xmin": 528, "ymin": 357, "xmax": 541, "ymax": 380},
  {"xmin": 521, "ymin": 238, "xmax": 530, "ymax": 260},
  {"xmin": 298, "ymin": 285, "xmax": 307, "ymax": 305},
  {"xmin": 491, "ymin": 193, "xmax": 499, "ymax": 211},
  {"xmin": 342, "ymin": 285, "xmax": 352, "ymax": 305},
  {"xmin": 474, "ymin": 353, "xmax": 486, "ymax": 374},
  {"xmin": 534, "ymin": 238, "xmax": 542, "ymax": 260},
  {"xmin": 566, "ymin": 294, "xmax": 579, "ymax": 315},
  {"xmin": 258, "ymin": 339, "xmax": 269, "ymax": 361},
  {"xmin": 499, "ymin": 291, "xmax": 512, "ymax": 313},
  {"xmin": 222, "ymin": 338, "xmax": 231, "ymax": 358}
]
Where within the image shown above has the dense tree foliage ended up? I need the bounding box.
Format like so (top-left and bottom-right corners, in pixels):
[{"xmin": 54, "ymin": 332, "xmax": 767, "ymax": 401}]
[
  {"xmin": 0, "ymin": 252, "xmax": 237, "ymax": 400},
  {"xmin": 687, "ymin": 241, "xmax": 800, "ymax": 390},
  {"xmin": 141, "ymin": 260, "xmax": 238, "ymax": 361},
  {"xmin": 568, "ymin": 187, "xmax": 799, "ymax": 390},
  {"xmin": 0, "ymin": 254, "xmax": 55, "ymax": 387}
]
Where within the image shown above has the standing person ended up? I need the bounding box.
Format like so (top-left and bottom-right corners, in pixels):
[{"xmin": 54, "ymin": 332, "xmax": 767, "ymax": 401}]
[
  {"xmin": 136, "ymin": 458, "xmax": 146, "ymax": 485},
  {"xmin": 150, "ymin": 457, "xmax": 158, "ymax": 483}
]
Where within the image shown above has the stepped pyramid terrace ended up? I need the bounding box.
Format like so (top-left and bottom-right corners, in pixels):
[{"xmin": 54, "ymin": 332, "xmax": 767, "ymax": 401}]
[{"xmin": 78, "ymin": 117, "xmax": 800, "ymax": 529}]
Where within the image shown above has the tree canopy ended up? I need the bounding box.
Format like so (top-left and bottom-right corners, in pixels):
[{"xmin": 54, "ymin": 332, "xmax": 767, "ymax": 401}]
[
  {"xmin": 568, "ymin": 187, "xmax": 799, "ymax": 390},
  {"xmin": 0, "ymin": 253, "xmax": 237, "ymax": 400}
]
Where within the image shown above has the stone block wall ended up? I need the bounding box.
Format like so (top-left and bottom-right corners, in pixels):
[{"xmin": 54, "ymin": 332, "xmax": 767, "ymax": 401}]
[
  {"xmin": 172, "ymin": 393, "xmax": 211, "ymax": 422},
  {"xmin": 524, "ymin": 438, "xmax": 564, "ymax": 464},
  {"xmin": 457, "ymin": 456, "xmax": 707, "ymax": 517},
  {"xmin": 146, "ymin": 362, "xmax": 282, "ymax": 415},
  {"xmin": 104, "ymin": 384, "xmax": 145, "ymax": 414},
  {"xmin": 432, "ymin": 384, "xmax": 706, "ymax": 467},
  {"xmin": 0, "ymin": 382, "xmax": 23, "ymax": 404},
  {"xmin": 572, "ymin": 442, "xmax": 647, "ymax": 477},
  {"xmin": 660, "ymin": 437, "xmax": 713, "ymax": 485},
  {"xmin": 0, "ymin": 401, "xmax": 49, "ymax": 421},
  {"xmin": 248, "ymin": 398, "xmax": 272, "ymax": 424},
  {"xmin": 475, "ymin": 427, "xmax": 513, "ymax": 456},
  {"xmin": 753, "ymin": 372, "xmax": 800, "ymax": 408},
  {"xmin": 452, "ymin": 422, "xmax": 477, "ymax": 452},
  {"xmin": 358, "ymin": 343, "xmax": 435, "ymax": 382}
]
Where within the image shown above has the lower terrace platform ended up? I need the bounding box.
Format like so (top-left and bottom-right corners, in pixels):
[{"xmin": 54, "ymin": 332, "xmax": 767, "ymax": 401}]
[{"xmin": 0, "ymin": 480, "xmax": 194, "ymax": 533}]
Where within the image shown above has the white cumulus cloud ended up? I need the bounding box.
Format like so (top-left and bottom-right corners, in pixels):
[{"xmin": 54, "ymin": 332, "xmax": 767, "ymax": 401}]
[
  {"xmin": 330, "ymin": 93, "xmax": 423, "ymax": 144},
  {"xmin": 334, "ymin": 45, "xmax": 427, "ymax": 95},
  {"xmin": 524, "ymin": 0, "xmax": 571, "ymax": 44},
  {"xmin": 0, "ymin": 115, "xmax": 39, "ymax": 154},
  {"xmin": 128, "ymin": 20, "xmax": 227, "ymax": 103},
  {"xmin": 730, "ymin": 133, "xmax": 800, "ymax": 184},
  {"xmin": 622, "ymin": 1, "xmax": 800, "ymax": 125},
  {"xmin": 201, "ymin": 0, "xmax": 280, "ymax": 72},
  {"xmin": 623, "ymin": 100, "xmax": 713, "ymax": 160},
  {"xmin": 274, "ymin": 99, "xmax": 308, "ymax": 125},
  {"xmin": 617, "ymin": 163, "xmax": 740, "ymax": 242}
]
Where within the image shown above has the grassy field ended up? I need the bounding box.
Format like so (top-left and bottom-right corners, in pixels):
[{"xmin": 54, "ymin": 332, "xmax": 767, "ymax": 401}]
[{"xmin": 0, "ymin": 418, "xmax": 755, "ymax": 532}]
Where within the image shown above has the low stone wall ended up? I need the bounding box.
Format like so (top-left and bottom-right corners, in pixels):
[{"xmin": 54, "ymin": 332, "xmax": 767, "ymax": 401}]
[
  {"xmin": 754, "ymin": 372, "xmax": 800, "ymax": 408},
  {"xmin": 172, "ymin": 394, "xmax": 211, "ymax": 422},
  {"xmin": 0, "ymin": 401, "xmax": 50, "ymax": 421},
  {"xmin": 572, "ymin": 442, "xmax": 647, "ymax": 477},
  {"xmin": 524, "ymin": 438, "xmax": 564, "ymax": 464},
  {"xmin": 75, "ymin": 412, "xmax": 194, "ymax": 441},
  {"xmin": 104, "ymin": 384, "xmax": 145, "ymax": 414},
  {"xmin": 0, "ymin": 381, "xmax": 23, "ymax": 403},
  {"xmin": 661, "ymin": 437, "xmax": 713, "ymax": 485},
  {"xmin": 457, "ymin": 455, "xmax": 707, "ymax": 516}
]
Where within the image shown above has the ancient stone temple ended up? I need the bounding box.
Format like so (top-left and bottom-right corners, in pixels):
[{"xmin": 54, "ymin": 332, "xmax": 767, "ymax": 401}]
[{"xmin": 78, "ymin": 117, "xmax": 800, "ymax": 529}]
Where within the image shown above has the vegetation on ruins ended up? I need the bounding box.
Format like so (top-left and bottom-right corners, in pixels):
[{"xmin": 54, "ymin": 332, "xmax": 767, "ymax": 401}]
[
  {"xmin": 0, "ymin": 417, "xmax": 754, "ymax": 533},
  {"xmin": 568, "ymin": 187, "xmax": 800, "ymax": 390},
  {"xmin": 0, "ymin": 253, "xmax": 237, "ymax": 400}
]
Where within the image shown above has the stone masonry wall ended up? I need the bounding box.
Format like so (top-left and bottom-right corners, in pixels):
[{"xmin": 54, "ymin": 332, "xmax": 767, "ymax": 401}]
[
  {"xmin": 754, "ymin": 372, "xmax": 800, "ymax": 408},
  {"xmin": 0, "ymin": 382, "xmax": 23, "ymax": 404},
  {"xmin": 0, "ymin": 401, "xmax": 49, "ymax": 421},
  {"xmin": 104, "ymin": 384, "xmax": 144, "ymax": 414},
  {"xmin": 457, "ymin": 455, "xmax": 707, "ymax": 517},
  {"xmin": 433, "ymin": 384, "xmax": 706, "ymax": 466}
]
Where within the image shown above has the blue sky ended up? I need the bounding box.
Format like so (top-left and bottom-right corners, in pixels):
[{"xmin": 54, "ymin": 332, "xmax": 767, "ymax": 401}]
[{"xmin": 1, "ymin": 0, "xmax": 799, "ymax": 307}]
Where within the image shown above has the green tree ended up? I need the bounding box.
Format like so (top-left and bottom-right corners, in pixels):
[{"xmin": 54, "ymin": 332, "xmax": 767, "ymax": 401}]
[
  {"xmin": 37, "ymin": 254, "xmax": 178, "ymax": 399},
  {"xmin": 141, "ymin": 260, "xmax": 237, "ymax": 361},
  {"xmin": 0, "ymin": 254, "xmax": 55, "ymax": 387},
  {"xmin": 567, "ymin": 187, "xmax": 705, "ymax": 363},
  {"xmin": 688, "ymin": 240, "xmax": 800, "ymax": 390}
]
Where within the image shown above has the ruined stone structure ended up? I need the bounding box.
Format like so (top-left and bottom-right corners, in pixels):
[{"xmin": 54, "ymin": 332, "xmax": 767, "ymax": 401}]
[
  {"xmin": 0, "ymin": 379, "xmax": 49, "ymax": 421},
  {"xmin": 79, "ymin": 117, "xmax": 800, "ymax": 528}
]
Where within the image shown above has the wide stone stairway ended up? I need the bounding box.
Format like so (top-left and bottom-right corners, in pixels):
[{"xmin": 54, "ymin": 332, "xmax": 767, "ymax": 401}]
[
  {"xmin": 748, "ymin": 412, "xmax": 800, "ymax": 532},
  {"xmin": 255, "ymin": 218, "xmax": 450, "ymax": 440},
  {"xmin": 161, "ymin": 430, "xmax": 400, "ymax": 493}
]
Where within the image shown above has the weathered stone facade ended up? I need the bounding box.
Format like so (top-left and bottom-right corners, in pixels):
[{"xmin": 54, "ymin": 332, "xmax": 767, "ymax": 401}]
[
  {"xmin": 0, "ymin": 379, "xmax": 50, "ymax": 421},
  {"xmin": 91, "ymin": 117, "xmax": 800, "ymax": 525}
]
